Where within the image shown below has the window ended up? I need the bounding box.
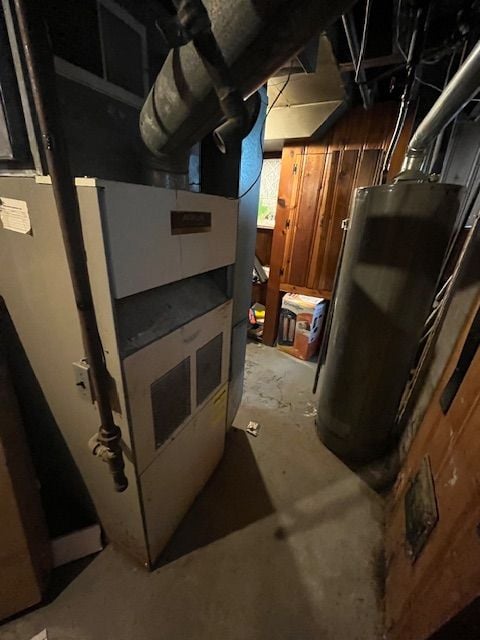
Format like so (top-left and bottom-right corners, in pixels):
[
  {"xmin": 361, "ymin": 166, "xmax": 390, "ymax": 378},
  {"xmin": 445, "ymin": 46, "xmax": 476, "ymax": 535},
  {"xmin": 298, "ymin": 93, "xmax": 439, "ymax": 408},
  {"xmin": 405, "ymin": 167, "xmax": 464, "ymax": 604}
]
[
  {"xmin": 258, "ymin": 158, "xmax": 281, "ymax": 229},
  {"xmin": 44, "ymin": 0, "xmax": 148, "ymax": 101},
  {"xmin": 44, "ymin": 0, "xmax": 104, "ymax": 77},
  {"xmin": 98, "ymin": 0, "xmax": 148, "ymax": 96}
]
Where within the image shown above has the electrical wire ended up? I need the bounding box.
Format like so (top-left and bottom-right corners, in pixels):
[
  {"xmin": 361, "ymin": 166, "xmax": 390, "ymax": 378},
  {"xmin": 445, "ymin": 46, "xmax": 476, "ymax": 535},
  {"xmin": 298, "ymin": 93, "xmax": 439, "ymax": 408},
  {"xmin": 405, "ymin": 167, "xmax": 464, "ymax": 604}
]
[
  {"xmin": 235, "ymin": 67, "xmax": 293, "ymax": 200},
  {"xmin": 415, "ymin": 73, "xmax": 480, "ymax": 101},
  {"xmin": 265, "ymin": 71, "xmax": 293, "ymax": 115},
  {"xmin": 414, "ymin": 75, "xmax": 444, "ymax": 92},
  {"xmin": 355, "ymin": 0, "xmax": 373, "ymax": 82},
  {"xmin": 444, "ymin": 46, "xmax": 457, "ymax": 84},
  {"xmin": 396, "ymin": 0, "xmax": 408, "ymax": 61}
]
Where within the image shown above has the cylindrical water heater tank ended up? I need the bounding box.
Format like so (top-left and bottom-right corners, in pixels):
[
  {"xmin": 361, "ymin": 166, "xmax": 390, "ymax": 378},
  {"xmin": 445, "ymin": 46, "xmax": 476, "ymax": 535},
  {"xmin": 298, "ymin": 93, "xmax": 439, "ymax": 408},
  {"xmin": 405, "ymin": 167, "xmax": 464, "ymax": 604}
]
[{"xmin": 316, "ymin": 181, "xmax": 460, "ymax": 464}]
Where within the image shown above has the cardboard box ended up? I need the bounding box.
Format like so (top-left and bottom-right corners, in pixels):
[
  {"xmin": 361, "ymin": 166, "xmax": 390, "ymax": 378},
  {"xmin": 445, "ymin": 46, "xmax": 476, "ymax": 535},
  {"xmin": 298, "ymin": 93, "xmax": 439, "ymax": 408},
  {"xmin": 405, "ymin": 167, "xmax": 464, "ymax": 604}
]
[{"xmin": 277, "ymin": 294, "xmax": 327, "ymax": 361}]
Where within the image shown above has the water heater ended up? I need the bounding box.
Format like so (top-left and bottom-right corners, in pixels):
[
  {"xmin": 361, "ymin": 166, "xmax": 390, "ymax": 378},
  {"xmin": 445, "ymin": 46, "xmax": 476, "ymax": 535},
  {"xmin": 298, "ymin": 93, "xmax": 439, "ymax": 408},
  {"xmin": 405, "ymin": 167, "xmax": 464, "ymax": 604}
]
[{"xmin": 316, "ymin": 180, "xmax": 460, "ymax": 463}]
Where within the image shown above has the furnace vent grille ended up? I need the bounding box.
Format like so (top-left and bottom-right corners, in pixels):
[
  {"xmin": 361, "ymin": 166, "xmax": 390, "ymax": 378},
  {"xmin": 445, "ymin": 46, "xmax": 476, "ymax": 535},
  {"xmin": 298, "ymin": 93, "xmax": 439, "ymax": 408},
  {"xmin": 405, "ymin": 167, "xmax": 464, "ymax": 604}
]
[
  {"xmin": 151, "ymin": 357, "xmax": 191, "ymax": 449},
  {"xmin": 196, "ymin": 334, "xmax": 222, "ymax": 406}
]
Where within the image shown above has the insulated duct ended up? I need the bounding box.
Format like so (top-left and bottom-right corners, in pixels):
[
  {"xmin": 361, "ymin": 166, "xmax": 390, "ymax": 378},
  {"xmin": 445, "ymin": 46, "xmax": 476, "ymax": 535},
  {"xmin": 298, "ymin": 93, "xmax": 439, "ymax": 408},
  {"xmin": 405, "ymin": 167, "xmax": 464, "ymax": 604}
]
[{"xmin": 140, "ymin": 0, "xmax": 356, "ymax": 157}]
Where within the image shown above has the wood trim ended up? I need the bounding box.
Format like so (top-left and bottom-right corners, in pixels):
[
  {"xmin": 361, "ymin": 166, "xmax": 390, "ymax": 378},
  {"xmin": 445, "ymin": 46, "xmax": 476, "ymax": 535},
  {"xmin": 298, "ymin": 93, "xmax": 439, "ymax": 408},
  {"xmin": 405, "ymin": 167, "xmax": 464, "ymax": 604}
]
[
  {"xmin": 263, "ymin": 145, "xmax": 304, "ymax": 345},
  {"xmin": 317, "ymin": 149, "xmax": 358, "ymax": 291},
  {"xmin": 279, "ymin": 283, "xmax": 331, "ymax": 299},
  {"xmin": 387, "ymin": 103, "xmax": 417, "ymax": 182},
  {"xmin": 54, "ymin": 57, "xmax": 144, "ymax": 108},
  {"xmin": 255, "ymin": 227, "xmax": 273, "ymax": 267},
  {"xmin": 307, "ymin": 151, "xmax": 339, "ymax": 289},
  {"xmin": 283, "ymin": 152, "xmax": 328, "ymax": 285}
]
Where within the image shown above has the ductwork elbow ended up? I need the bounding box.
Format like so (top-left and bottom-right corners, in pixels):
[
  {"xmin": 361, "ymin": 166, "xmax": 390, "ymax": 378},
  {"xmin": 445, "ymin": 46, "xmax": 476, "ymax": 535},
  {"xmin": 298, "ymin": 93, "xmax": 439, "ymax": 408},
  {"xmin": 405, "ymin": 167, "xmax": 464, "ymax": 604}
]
[{"xmin": 140, "ymin": 0, "xmax": 357, "ymax": 158}]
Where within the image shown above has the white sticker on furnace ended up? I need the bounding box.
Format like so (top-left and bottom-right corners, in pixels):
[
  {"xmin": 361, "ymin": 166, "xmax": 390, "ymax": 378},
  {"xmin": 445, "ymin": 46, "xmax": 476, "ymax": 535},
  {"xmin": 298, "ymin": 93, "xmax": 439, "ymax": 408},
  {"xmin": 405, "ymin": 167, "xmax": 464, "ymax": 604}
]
[{"xmin": 0, "ymin": 197, "xmax": 31, "ymax": 234}]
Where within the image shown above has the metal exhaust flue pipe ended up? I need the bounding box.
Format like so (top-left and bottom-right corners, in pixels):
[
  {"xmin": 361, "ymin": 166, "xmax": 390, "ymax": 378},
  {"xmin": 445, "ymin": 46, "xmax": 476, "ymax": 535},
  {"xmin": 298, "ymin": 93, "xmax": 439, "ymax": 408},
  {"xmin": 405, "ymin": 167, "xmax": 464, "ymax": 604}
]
[
  {"xmin": 401, "ymin": 39, "xmax": 480, "ymax": 175},
  {"xmin": 140, "ymin": 0, "xmax": 357, "ymax": 158}
]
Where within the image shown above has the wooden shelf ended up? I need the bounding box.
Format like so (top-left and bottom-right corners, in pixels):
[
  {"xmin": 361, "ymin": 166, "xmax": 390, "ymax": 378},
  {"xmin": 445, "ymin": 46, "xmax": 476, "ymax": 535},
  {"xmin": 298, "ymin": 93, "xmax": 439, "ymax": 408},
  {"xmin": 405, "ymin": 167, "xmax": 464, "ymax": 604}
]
[{"xmin": 280, "ymin": 283, "xmax": 332, "ymax": 300}]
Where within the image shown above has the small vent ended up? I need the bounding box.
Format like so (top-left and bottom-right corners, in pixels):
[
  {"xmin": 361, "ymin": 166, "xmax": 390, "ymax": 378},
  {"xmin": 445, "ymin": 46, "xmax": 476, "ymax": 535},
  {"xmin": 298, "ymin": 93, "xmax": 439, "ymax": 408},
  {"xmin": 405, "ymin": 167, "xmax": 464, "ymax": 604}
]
[
  {"xmin": 196, "ymin": 334, "xmax": 223, "ymax": 406},
  {"xmin": 440, "ymin": 305, "xmax": 480, "ymax": 414},
  {"xmin": 151, "ymin": 358, "xmax": 191, "ymax": 449}
]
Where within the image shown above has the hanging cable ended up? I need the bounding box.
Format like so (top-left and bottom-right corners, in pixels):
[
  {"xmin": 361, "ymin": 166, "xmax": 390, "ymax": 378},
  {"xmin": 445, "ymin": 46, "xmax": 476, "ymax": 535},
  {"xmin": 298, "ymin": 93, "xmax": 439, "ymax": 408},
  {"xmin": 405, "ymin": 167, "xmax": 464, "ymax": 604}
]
[
  {"xmin": 355, "ymin": 0, "xmax": 373, "ymax": 82},
  {"xmin": 234, "ymin": 67, "xmax": 293, "ymax": 200},
  {"xmin": 396, "ymin": 0, "xmax": 408, "ymax": 61}
]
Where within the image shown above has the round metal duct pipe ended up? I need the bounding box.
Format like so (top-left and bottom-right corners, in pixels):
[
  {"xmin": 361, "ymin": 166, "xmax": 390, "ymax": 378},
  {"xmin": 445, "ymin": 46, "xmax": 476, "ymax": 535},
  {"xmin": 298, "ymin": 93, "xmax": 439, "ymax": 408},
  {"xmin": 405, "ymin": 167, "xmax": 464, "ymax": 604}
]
[
  {"xmin": 316, "ymin": 181, "xmax": 460, "ymax": 464},
  {"xmin": 401, "ymin": 39, "xmax": 480, "ymax": 174},
  {"xmin": 140, "ymin": 0, "xmax": 355, "ymax": 157}
]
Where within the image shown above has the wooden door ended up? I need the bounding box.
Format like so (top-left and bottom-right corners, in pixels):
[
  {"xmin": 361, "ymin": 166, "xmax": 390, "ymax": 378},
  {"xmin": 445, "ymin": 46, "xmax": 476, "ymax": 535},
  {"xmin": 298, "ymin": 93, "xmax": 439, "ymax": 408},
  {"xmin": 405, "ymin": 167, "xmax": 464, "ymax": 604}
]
[
  {"xmin": 262, "ymin": 146, "xmax": 304, "ymax": 346},
  {"xmin": 312, "ymin": 149, "xmax": 357, "ymax": 293},
  {"xmin": 282, "ymin": 151, "xmax": 328, "ymax": 288},
  {"xmin": 262, "ymin": 103, "xmax": 412, "ymax": 347},
  {"xmin": 281, "ymin": 148, "xmax": 383, "ymax": 296},
  {"xmin": 385, "ymin": 296, "xmax": 480, "ymax": 640}
]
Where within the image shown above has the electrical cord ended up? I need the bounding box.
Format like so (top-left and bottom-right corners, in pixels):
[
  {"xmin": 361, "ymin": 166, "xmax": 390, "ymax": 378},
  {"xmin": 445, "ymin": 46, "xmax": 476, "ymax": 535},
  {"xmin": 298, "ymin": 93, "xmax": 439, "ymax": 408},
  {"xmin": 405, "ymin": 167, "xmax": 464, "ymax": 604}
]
[
  {"xmin": 415, "ymin": 73, "xmax": 480, "ymax": 101},
  {"xmin": 234, "ymin": 67, "xmax": 293, "ymax": 200},
  {"xmin": 396, "ymin": 0, "xmax": 408, "ymax": 61}
]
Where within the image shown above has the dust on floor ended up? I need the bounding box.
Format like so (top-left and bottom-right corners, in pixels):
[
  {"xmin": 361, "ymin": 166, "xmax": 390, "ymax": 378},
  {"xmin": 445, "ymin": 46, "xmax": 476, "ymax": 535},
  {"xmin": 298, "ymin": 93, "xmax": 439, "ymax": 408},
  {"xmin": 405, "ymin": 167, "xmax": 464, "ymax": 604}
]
[{"xmin": 1, "ymin": 342, "xmax": 384, "ymax": 640}]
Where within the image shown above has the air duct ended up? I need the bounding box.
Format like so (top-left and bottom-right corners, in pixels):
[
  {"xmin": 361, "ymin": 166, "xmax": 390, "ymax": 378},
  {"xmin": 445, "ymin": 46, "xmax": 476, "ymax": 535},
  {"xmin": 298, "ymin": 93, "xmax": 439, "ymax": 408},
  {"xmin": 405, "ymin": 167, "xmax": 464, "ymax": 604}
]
[
  {"xmin": 263, "ymin": 35, "xmax": 347, "ymax": 152},
  {"xmin": 140, "ymin": 0, "xmax": 356, "ymax": 158},
  {"xmin": 401, "ymin": 39, "xmax": 480, "ymax": 175}
]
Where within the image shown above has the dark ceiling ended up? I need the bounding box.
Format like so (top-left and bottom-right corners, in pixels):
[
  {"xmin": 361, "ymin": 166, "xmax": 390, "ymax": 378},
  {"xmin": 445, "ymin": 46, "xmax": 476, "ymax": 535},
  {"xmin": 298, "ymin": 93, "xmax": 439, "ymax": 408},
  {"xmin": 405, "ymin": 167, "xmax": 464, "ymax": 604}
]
[{"xmin": 328, "ymin": 0, "xmax": 480, "ymax": 110}]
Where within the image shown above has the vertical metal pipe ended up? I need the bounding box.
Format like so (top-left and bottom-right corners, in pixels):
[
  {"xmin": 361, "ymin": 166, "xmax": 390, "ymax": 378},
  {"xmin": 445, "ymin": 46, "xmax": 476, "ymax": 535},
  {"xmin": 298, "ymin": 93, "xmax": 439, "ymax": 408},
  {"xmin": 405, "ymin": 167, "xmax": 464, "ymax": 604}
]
[
  {"xmin": 342, "ymin": 12, "xmax": 373, "ymax": 109},
  {"xmin": 382, "ymin": 1, "xmax": 430, "ymax": 178},
  {"xmin": 13, "ymin": 0, "xmax": 128, "ymax": 492}
]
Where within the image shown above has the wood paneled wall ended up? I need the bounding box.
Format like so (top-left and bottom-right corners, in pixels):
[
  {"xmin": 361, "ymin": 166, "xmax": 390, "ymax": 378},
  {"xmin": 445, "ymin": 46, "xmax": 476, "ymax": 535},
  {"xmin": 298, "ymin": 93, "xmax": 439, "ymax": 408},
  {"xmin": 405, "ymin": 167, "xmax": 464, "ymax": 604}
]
[
  {"xmin": 263, "ymin": 102, "xmax": 412, "ymax": 346},
  {"xmin": 255, "ymin": 228, "xmax": 273, "ymax": 267},
  {"xmin": 385, "ymin": 294, "xmax": 480, "ymax": 640}
]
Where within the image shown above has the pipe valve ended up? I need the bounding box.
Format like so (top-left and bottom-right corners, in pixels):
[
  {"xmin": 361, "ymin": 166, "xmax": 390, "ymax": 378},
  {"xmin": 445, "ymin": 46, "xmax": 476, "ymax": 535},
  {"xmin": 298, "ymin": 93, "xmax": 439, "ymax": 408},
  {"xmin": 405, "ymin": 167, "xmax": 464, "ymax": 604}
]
[{"xmin": 89, "ymin": 427, "xmax": 128, "ymax": 493}]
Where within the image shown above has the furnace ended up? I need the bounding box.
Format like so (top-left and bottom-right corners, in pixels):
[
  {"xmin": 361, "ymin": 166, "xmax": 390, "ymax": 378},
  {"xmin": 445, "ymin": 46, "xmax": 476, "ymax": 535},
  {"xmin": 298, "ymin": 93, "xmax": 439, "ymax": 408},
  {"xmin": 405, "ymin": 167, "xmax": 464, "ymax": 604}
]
[{"xmin": 0, "ymin": 175, "xmax": 238, "ymax": 566}]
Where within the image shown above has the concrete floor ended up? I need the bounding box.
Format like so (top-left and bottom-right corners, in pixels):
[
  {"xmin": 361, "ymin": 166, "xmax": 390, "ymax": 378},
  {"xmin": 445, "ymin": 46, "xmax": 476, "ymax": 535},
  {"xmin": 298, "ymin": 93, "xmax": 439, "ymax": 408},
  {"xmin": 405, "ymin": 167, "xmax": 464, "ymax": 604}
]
[{"xmin": 2, "ymin": 343, "xmax": 384, "ymax": 640}]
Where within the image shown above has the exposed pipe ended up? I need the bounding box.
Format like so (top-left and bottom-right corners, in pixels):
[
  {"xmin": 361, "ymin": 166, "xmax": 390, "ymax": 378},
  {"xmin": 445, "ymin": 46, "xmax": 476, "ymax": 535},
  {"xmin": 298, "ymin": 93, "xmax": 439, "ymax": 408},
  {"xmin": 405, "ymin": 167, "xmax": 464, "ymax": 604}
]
[
  {"xmin": 341, "ymin": 12, "xmax": 373, "ymax": 109},
  {"xmin": 172, "ymin": 0, "xmax": 248, "ymax": 153},
  {"xmin": 382, "ymin": 0, "xmax": 430, "ymax": 178},
  {"xmin": 354, "ymin": 0, "xmax": 372, "ymax": 84},
  {"xmin": 140, "ymin": 0, "xmax": 357, "ymax": 158},
  {"xmin": 13, "ymin": 0, "xmax": 128, "ymax": 492},
  {"xmin": 401, "ymin": 39, "xmax": 480, "ymax": 174}
]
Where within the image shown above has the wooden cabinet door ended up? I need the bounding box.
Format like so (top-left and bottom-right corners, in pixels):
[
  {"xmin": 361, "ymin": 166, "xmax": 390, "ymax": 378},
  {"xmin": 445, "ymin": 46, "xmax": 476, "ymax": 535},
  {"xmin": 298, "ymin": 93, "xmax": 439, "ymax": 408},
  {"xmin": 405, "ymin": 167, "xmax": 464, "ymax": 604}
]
[
  {"xmin": 281, "ymin": 151, "xmax": 327, "ymax": 287},
  {"xmin": 281, "ymin": 148, "xmax": 383, "ymax": 296},
  {"xmin": 312, "ymin": 149, "xmax": 357, "ymax": 292}
]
